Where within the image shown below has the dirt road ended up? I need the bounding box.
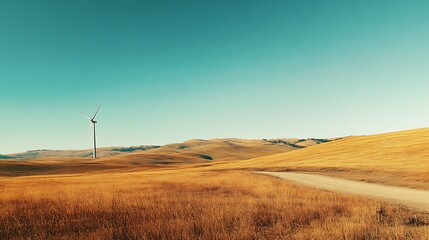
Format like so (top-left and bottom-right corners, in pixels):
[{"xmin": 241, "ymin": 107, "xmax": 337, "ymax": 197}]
[{"xmin": 259, "ymin": 172, "xmax": 429, "ymax": 212}]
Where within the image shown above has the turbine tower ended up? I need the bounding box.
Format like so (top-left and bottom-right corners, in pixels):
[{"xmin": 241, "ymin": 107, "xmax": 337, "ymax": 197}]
[{"xmin": 79, "ymin": 105, "xmax": 102, "ymax": 159}]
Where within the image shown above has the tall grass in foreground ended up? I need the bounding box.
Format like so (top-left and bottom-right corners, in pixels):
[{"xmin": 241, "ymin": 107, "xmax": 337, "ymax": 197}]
[{"xmin": 0, "ymin": 170, "xmax": 428, "ymax": 239}]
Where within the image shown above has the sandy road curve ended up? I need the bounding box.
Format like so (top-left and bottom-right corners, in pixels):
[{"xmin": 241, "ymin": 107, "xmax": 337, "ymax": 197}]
[{"xmin": 259, "ymin": 172, "xmax": 429, "ymax": 212}]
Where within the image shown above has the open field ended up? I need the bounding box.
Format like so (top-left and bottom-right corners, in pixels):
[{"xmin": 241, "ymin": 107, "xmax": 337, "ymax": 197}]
[
  {"xmin": 1, "ymin": 128, "xmax": 429, "ymax": 239},
  {"xmin": 1, "ymin": 170, "xmax": 428, "ymax": 239},
  {"xmin": 225, "ymin": 128, "xmax": 429, "ymax": 189}
]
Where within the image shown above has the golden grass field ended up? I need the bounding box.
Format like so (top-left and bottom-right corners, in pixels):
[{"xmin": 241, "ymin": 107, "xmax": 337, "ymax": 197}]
[
  {"xmin": 1, "ymin": 128, "xmax": 429, "ymax": 239},
  {"xmin": 1, "ymin": 170, "xmax": 428, "ymax": 239},
  {"xmin": 225, "ymin": 128, "xmax": 429, "ymax": 189}
]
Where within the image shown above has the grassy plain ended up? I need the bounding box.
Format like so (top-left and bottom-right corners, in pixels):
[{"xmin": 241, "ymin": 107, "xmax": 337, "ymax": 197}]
[
  {"xmin": 2, "ymin": 128, "xmax": 429, "ymax": 239},
  {"xmin": 0, "ymin": 170, "xmax": 428, "ymax": 239}
]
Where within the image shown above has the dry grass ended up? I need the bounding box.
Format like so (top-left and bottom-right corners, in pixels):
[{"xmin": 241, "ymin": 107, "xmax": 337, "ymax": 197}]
[
  {"xmin": 0, "ymin": 170, "xmax": 428, "ymax": 239},
  {"xmin": 225, "ymin": 128, "xmax": 429, "ymax": 189},
  {"xmin": 2, "ymin": 128, "xmax": 429, "ymax": 239}
]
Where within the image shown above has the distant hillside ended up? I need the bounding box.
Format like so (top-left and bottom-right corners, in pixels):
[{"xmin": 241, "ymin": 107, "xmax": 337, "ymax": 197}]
[
  {"xmin": 0, "ymin": 137, "xmax": 335, "ymax": 176},
  {"xmin": 0, "ymin": 145, "xmax": 160, "ymax": 160},
  {"xmin": 1, "ymin": 138, "xmax": 335, "ymax": 161},
  {"xmin": 262, "ymin": 138, "xmax": 336, "ymax": 148}
]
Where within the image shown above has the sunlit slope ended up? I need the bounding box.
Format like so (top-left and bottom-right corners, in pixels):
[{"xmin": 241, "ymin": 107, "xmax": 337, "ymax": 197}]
[
  {"xmin": 0, "ymin": 139, "xmax": 299, "ymax": 176},
  {"xmin": 0, "ymin": 138, "xmax": 334, "ymax": 176},
  {"xmin": 231, "ymin": 128, "xmax": 429, "ymax": 183},
  {"xmin": 1, "ymin": 138, "xmax": 314, "ymax": 161},
  {"xmin": 147, "ymin": 138, "xmax": 299, "ymax": 161}
]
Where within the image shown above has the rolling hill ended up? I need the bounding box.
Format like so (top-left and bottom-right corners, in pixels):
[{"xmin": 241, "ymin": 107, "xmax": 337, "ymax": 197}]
[
  {"xmin": 228, "ymin": 128, "xmax": 429, "ymax": 188},
  {"xmin": 0, "ymin": 137, "xmax": 334, "ymax": 176},
  {"xmin": 0, "ymin": 138, "xmax": 333, "ymax": 161}
]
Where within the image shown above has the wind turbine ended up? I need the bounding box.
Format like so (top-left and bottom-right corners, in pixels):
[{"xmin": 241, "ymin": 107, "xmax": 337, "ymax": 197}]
[{"xmin": 79, "ymin": 105, "xmax": 102, "ymax": 159}]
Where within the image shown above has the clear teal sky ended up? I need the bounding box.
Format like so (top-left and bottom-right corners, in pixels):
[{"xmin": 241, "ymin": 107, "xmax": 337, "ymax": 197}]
[{"xmin": 1, "ymin": 0, "xmax": 429, "ymax": 154}]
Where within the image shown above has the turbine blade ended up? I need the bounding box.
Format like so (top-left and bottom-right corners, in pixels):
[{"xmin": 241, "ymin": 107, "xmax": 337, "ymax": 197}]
[
  {"xmin": 79, "ymin": 110, "xmax": 91, "ymax": 120},
  {"xmin": 92, "ymin": 104, "xmax": 102, "ymax": 120},
  {"xmin": 87, "ymin": 123, "xmax": 94, "ymax": 139}
]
